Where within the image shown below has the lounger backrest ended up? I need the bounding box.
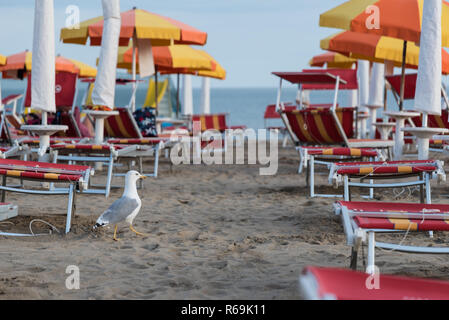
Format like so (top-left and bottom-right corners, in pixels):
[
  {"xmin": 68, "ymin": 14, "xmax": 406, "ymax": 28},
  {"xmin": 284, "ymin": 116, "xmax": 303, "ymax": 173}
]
[
  {"xmin": 284, "ymin": 107, "xmax": 355, "ymax": 145},
  {"xmin": 24, "ymin": 72, "xmax": 78, "ymax": 110},
  {"xmin": 142, "ymin": 79, "xmax": 169, "ymax": 109},
  {"xmin": 411, "ymin": 110, "xmax": 449, "ymax": 129},
  {"xmin": 264, "ymin": 104, "xmax": 295, "ymax": 119},
  {"xmin": 192, "ymin": 113, "xmax": 228, "ymax": 132},
  {"xmin": 104, "ymin": 107, "xmax": 143, "ymax": 139}
]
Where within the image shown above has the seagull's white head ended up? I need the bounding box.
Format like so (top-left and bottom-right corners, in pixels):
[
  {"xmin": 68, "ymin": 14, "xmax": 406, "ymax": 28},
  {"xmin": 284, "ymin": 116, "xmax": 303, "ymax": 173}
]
[{"xmin": 125, "ymin": 170, "xmax": 146, "ymax": 185}]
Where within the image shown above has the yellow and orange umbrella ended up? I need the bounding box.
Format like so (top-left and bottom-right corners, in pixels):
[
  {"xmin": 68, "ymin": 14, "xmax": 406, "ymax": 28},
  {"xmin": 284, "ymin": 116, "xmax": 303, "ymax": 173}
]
[
  {"xmin": 309, "ymin": 52, "xmax": 356, "ymax": 69},
  {"xmin": 321, "ymin": 31, "xmax": 449, "ymax": 74},
  {"xmin": 0, "ymin": 54, "xmax": 5, "ymax": 66},
  {"xmin": 320, "ymin": 0, "xmax": 449, "ymax": 47},
  {"xmin": 117, "ymin": 43, "xmax": 215, "ymax": 72},
  {"xmin": 60, "ymin": 7, "xmax": 207, "ymax": 47},
  {"xmin": 0, "ymin": 51, "xmax": 97, "ymax": 79}
]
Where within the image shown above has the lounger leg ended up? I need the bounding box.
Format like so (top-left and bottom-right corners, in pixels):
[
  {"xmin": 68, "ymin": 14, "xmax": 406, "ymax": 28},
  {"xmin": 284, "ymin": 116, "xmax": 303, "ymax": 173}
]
[
  {"xmin": 65, "ymin": 184, "xmax": 75, "ymax": 234},
  {"xmin": 349, "ymin": 247, "xmax": 358, "ymax": 270},
  {"xmin": 1, "ymin": 175, "xmax": 6, "ymax": 203},
  {"xmin": 344, "ymin": 175, "xmax": 350, "ymax": 201},
  {"xmin": 425, "ymin": 173, "xmax": 431, "ymax": 204},
  {"xmin": 366, "ymin": 231, "xmax": 376, "ymax": 274},
  {"xmin": 105, "ymin": 154, "xmax": 114, "ymax": 198},
  {"xmin": 310, "ymin": 156, "xmax": 315, "ymax": 198},
  {"xmin": 154, "ymin": 144, "xmax": 159, "ymax": 178},
  {"xmin": 419, "ymin": 173, "xmax": 425, "ymax": 204},
  {"xmin": 138, "ymin": 157, "xmax": 144, "ymax": 189}
]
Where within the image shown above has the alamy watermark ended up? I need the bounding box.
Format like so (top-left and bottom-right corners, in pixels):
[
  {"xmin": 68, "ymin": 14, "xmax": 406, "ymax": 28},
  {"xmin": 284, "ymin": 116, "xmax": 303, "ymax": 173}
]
[
  {"xmin": 365, "ymin": 5, "xmax": 380, "ymax": 30},
  {"xmin": 65, "ymin": 265, "xmax": 80, "ymax": 290},
  {"xmin": 169, "ymin": 122, "xmax": 279, "ymax": 176},
  {"xmin": 65, "ymin": 5, "xmax": 80, "ymax": 29}
]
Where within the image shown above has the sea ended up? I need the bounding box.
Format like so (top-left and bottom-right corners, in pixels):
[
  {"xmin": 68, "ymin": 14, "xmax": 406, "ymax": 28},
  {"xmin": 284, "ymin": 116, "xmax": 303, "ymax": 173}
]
[{"xmin": 1, "ymin": 76, "xmax": 414, "ymax": 131}]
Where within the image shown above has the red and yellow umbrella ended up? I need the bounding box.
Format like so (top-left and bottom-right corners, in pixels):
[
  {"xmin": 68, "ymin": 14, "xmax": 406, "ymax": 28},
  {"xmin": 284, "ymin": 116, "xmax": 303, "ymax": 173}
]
[
  {"xmin": 321, "ymin": 31, "xmax": 449, "ymax": 74},
  {"xmin": 60, "ymin": 7, "xmax": 207, "ymax": 47},
  {"xmin": 320, "ymin": 0, "xmax": 449, "ymax": 47},
  {"xmin": 0, "ymin": 51, "xmax": 97, "ymax": 79},
  {"xmin": 309, "ymin": 52, "xmax": 356, "ymax": 69},
  {"xmin": 117, "ymin": 43, "xmax": 215, "ymax": 72}
]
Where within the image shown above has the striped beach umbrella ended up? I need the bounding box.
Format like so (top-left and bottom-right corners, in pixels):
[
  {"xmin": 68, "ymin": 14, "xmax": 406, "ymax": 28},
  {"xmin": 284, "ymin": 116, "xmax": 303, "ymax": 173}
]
[
  {"xmin": 60, "ymin": 7, "xmax": 207, "ymax": 47},
  {"xmin": 320, "ymin": 0, "xmax": 449, "ymax": 109},
  {"xmin": 117, "ymin": 43, "xmax": 215, "ymax": 72},
  {"xmin": 0, "ymin": 51, "xmax": 96, "ymax": 79},
  {"xmin": 309, "ymin": 52, "xmax": 356, "ymax": 69},
  {"xmin": 61, "ymin": 7, "xmax": 207, "ymax": 111},
  {"xmin": 319, "ymin": 0, "xmax": 449, "ymax": 47},
  {"xmin": 321, "ymin": 31, "xmax": 449, "ymax": 74}
]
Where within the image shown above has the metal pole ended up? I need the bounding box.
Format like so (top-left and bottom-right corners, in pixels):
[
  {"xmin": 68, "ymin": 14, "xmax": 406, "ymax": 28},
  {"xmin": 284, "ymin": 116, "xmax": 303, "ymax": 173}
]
[
  {"xmin": 155, "ymin": 65, "xmax": 158, "ymax": 116},
  {"xmin": 399, "ymin": 41, "xmax": 407, "ymax": 111},
  {"xmin": 176, "ymin": 73, "xmax": 180, "ymax": 118},
  {"xmin": 132, "ymin": 35, "xmax": 137, "ymax": 112}
]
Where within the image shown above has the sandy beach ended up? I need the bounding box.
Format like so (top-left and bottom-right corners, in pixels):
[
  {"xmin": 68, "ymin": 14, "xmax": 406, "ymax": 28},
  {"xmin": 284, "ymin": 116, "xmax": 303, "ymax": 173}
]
[{"xmin": 0, "ymin": 147, "xmax": 448, "ymax": 299}]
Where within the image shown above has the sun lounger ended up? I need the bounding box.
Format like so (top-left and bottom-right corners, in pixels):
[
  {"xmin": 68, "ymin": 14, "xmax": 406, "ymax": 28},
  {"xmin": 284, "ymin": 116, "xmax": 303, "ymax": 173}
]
[
  {"xmin": 299, "ymin": 146, "xmax": 382, "ymax": 198},
  {"xmin": 329, "ymin": 160, "xmax": 445, "ymax": 203},
  {"xmin": 334, "ymin": 201, "xmax": 449, "ymax": 272},
  {"xmin": 299, "ymin": 266, "xmax": 449, "ymax": 300},
  {"xmin": 51, "ymin": 139, "xmax": 165, "ymax": 197},
  {"xmin": 273, "ymin": 70, "xmax": 394, "ymax": 150},
  {"xmin": 0, "ymin": 158, "xmax": 92, "ymax": 235}
]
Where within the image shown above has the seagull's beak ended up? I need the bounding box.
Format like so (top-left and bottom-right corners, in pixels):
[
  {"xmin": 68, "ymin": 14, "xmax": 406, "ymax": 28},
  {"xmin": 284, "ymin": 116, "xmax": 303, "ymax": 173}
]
[{"xmin": 140, "ymin": 175, "xmax": 147, "ymax": 180}]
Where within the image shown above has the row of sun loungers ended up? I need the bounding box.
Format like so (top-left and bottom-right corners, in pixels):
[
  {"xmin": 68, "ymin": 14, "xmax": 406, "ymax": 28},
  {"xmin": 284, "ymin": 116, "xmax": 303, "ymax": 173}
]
[{"xmin": 270, "ymin": 68, "xmax": 449, "ymax": 299}]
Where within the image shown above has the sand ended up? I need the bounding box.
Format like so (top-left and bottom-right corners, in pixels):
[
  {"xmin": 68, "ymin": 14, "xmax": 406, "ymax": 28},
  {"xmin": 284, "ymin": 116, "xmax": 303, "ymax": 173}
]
[{"xmin": 0, "ymin": 147, "xmax": 449, "ymax": 299}]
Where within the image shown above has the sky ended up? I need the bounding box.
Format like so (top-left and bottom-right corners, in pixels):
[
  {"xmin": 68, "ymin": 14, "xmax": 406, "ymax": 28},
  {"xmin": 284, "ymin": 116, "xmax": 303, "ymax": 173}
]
[{"xmin": 0, "ymin": 0, "xmax": 345, "ymax": 88}]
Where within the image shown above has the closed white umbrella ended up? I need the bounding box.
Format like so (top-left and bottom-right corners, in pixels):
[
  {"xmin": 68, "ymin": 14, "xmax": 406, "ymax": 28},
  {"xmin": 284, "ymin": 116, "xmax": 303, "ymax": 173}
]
[
  {"xmin": 367, "ymin": 63, "xmax": 385, "ymax": 138},
  {"xmin": 183, "ymin": 74, "xmax": 193, "ymax": 115},
  {"xmin": 357, "ymin": 60, "xmax": 370, "ymax": 138},
  {"xmin": 21, "ymin": 0, "xmax": 67, "ymax": 158},
  {"xmin": 402, "ymin": 0, "xmax": 448, "ymax": 160},
  {"xmin": 92, "ymin": 0, "xmax": 120, "ymax": 109},
  {"xmin": 200, "ymin": 77, "xmax": 210, "ymax": 114}
]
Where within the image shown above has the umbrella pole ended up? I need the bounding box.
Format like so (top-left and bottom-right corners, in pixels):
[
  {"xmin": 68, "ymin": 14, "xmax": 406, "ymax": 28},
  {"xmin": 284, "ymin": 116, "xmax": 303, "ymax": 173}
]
[
  {"xmin": 132, "ymin": 37, "xmax": 137, "ymax": 112},
  {"xmin": 155, "ymin": 65, "xmax": 158, "ymax": 116},
  {"xmin": 176, "ymin": 73, "xmax": 180, "ymax": 118},
  {"xmin": 399, "ymin": 40, "xmax": 407, "ymax": 111}
]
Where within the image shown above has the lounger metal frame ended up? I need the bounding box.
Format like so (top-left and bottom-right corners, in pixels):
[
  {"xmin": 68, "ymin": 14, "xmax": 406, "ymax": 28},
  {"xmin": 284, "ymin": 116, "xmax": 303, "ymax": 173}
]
[
  {"xmin": 51, "ymin": 143, "xmax": 160, "ymax": 197},
  {"xmin": 298, "ymin": 147, "xmax": 382, "ymax": 198},
  {"xmin": 0, "ymin": 167, "xmax": 91, "ymax": 235},
  {"xmin": 329, "ymin": 161, "xmax": 445, "ymax": 203},
  {"xmin": 333, "ymin": 202, "xmax": 449, "ymax": 274}
]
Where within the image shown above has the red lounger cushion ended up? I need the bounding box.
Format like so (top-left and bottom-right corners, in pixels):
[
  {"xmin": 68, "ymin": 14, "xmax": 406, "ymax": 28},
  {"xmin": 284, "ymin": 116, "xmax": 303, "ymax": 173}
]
[
  {"xmin": 302, "ymin": 266, "xmax": 449, "ymax": 300},
  {"xmin": 334, "ymin": 160, "xmax": 438, "ymax": 175},
  {"xmin": 107, "ymin": 138, "xmax": 166, "ymax": 145},
  {"xmin": 0, "ymin": 159, "xmax": 89, "ymax": 182},
  {"xmin": 303, "ymin": 147, "xmax": 378, "ymax": 157},
  {"xmin": 353, "ymin": 216, "xmax": 449, "ymax": 231}
]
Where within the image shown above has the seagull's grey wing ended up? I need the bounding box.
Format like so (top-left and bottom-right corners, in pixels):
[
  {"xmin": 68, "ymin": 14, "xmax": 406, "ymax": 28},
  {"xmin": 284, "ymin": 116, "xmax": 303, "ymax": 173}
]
[{"xmin": 96, "ymin": 197, "xmax": 140, "ymax": 226}]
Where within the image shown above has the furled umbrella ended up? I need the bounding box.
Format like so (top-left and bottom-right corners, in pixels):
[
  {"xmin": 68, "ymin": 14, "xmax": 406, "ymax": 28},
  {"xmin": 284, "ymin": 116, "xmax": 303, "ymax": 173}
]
[
  {"xmin": 20, "ymin": 0, "xmax": 68, "ymax": 159},
  {"xmin": 402, "ymin": 0, "xmax": 448, "ymax": 160},
  {"xmin": 60, "ymin": 7, "xmax": 207, "ymax": 111}
]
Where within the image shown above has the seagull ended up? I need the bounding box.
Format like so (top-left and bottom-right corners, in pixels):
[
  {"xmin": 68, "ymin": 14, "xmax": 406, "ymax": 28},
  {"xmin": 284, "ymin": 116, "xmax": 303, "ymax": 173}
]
[{"xmin": 93, "ymin": 170, "xmax": 146, "ymax": 241}]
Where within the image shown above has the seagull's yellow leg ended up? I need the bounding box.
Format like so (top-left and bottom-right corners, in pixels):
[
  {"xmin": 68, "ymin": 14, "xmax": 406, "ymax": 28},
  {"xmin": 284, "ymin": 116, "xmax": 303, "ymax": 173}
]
[
  {"xmin": 113, "ymin": 225, "xmax": 120, "ymax": 241},
  {"xmin": 130, "ymin": 224, "xmax": 145, "ymax": 236}
]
